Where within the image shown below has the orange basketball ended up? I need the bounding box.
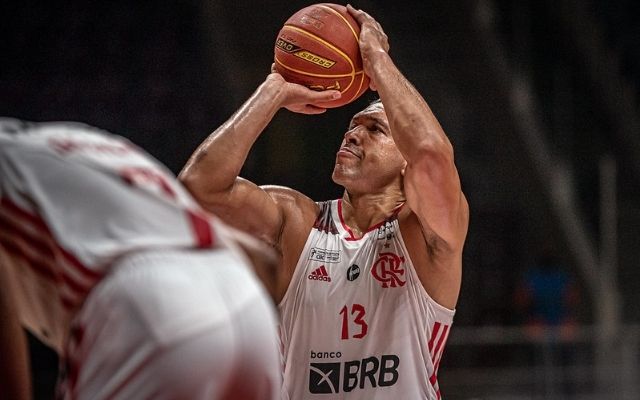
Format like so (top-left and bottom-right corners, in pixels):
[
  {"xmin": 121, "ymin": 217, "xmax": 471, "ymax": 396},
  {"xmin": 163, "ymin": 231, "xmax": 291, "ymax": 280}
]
[{"xmin": 274, "ymin": 3, "xmax": 370, "ymax": 108}]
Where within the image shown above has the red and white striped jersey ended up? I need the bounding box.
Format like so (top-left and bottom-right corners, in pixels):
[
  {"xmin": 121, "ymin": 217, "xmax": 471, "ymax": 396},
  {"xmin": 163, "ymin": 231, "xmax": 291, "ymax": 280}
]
[
  {"xmin": 278, "ymin": 199, "xmax": 455, "ymax": 399},
  {"xmin": 0, "ymin": 119, "xmax": 217, "ymax": 352}
]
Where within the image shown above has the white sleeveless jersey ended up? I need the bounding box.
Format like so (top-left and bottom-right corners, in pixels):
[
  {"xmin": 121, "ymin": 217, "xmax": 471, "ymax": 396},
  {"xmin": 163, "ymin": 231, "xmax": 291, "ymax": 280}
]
[
  {"xmin": 0, "ymin": 119, "xmax": 217, "ymax": 351},
  {"xmin": 279, "ymin": 199, "xmax": 455, "ymax": 400}
]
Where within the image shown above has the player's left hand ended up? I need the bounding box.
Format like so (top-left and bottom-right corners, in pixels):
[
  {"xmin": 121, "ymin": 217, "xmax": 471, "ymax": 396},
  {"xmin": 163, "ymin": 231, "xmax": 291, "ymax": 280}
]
[{"xmin": 346, "ymin": 4, "xmax": 389, "ymax": 91}]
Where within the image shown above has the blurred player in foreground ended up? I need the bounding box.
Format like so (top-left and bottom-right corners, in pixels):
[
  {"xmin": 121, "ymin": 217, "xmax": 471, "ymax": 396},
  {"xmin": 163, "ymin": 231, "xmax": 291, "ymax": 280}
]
[
  {"xmin": 180, "ymin": 5, "xmax": 469, "ymax": 399},
  {"xmin": 0, "ymin": 118, "xmax": 281, "ymax": 400}
]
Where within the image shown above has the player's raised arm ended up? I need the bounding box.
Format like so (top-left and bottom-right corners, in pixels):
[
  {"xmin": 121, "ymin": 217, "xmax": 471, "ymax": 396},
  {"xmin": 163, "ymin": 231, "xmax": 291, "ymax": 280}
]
[
  {"xmin": 179, "ymin": 73, "xmax": 340, "ymax": 244},
  {"xmin": 348, "ymin": 5, "xmax": 469, "ymax": 309},
  {"xmin": 348, "ymin": 5, "xmax": 468, "ymax": 250}
]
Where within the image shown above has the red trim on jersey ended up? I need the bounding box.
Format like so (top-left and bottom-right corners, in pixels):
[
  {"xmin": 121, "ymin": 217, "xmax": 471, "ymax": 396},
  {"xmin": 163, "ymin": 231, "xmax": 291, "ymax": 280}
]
[
  {"xmin": 1, "ymin": 197, "xmax": 101, "ymax": 280},
  {"xmin": 0, "ymin": 234, "xmax": 79, "ymax": 309},
  {"xmin": 0, "ymin": 234, "xmax": 60, "ymax": 283},
  {"xmin": 0, "ymin": 214, "xmax": 57, "ymax": 259},
  {"xmin": 337, "ymin": 199, "xmax": 405, "ymax": 241},
  {"xmin": 186, "ymin": 210, "xmax": 215, "ymax": 248},
  {"xmin": 427, "ymin": 322, "xmax": 450, "ymax": 400},
  {"xmin": 432, "ymin": 324, "xmax": 449, "ymax": 363},
  {"xmin": 0, "ymin": 211, "xmax": 96, "ymax": 296},
  {"xmin": 0, "ymin": 204, "xmax": 97, "ymax": 288},
  {"xmin": 1, "ymin": 196, "xmax": 50, "ymax": 230},
  {"xmin": 0, "ymin": 197, "xmax": 101, "ymax": 309},
  {"xmin": 59, "ymin": 245, "xmax": 101, "ymax": 280},
  {"xmin": 337, "ymin": 199, "xmax": 358, "ymax": 240},
  {"xmin": 429, "ymin": 359, "xmax": 443, "ymax": 400},
  {"xmin": 428, "ymin": 322, "xmax": 441, "ymax": 352},
  {"xmin": 0, "ymin": 227, "xmax": 83, "ymax": 310}
]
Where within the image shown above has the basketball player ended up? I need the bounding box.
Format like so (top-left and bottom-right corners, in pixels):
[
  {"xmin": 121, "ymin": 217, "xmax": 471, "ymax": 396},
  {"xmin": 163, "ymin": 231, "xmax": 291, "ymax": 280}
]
[
  {"xmin": 0, "ymin": 118, "xmax": 281, "ymax": 400},
  {"xmin": 180, "ymin": 5, "xmax": 469, "ymax": 399}
]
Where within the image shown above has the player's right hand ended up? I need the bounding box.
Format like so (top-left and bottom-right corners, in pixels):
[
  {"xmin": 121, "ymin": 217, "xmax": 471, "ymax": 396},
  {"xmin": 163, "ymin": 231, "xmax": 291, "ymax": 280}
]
[{"xmin": 268, "ymin": 66, "xmax": 341, "ymax": 114}]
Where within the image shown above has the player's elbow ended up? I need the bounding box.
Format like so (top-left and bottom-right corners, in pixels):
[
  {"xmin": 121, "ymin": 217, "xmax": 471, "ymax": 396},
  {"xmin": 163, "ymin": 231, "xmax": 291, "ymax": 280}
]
[
  {"xmin": 403, "ymin": 126, "xmax": 453, "ymax": 161},
  {"xmin": 179, "ymin": 168, "xmax": 206, "ymax": 197},
  {"xmin": 179, "ymin": 168, "xmax": 226, "ymax": 206}
]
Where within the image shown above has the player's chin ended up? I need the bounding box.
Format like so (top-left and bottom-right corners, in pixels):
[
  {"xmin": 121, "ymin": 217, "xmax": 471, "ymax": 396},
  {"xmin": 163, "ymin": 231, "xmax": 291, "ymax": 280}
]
[{"xmin": 331, "ymin": 165, "xmax": 352, "ymax": 184}]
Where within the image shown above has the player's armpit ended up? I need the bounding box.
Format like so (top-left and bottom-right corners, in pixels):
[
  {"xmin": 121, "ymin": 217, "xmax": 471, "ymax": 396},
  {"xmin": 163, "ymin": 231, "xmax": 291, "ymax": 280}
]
[
  {"xmin": 404, "ymin": 154, "xmax": 469, "ymax": 253},
  {"xmin": 222, "ymin": 226, "xmax": 281, "ymax": 303}
]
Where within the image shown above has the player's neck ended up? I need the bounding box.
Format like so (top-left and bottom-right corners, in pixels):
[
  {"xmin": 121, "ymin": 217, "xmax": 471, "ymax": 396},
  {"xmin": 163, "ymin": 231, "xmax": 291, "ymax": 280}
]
[{"xmin": 341, "ymin": 191, "xmax": 405, "ymax": 234}]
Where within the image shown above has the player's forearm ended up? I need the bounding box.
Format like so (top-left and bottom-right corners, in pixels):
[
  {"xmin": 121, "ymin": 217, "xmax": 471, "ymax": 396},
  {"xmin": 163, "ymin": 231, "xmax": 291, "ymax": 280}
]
[
  {"xmin": 371, "ymin": 53, "xmax": 453, "ymax": 162},
  {"xmin": 180, "ymin": 79, "xmax": 284, "ymax": 195}
]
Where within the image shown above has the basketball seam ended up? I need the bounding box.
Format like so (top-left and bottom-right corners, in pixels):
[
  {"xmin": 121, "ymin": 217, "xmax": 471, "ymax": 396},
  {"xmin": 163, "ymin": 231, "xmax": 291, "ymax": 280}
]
[
  {"xmin": 274, "ymin": 56, "xmax": 364, "ymax": 79},
  {"xmin": 273, "ymin": 58, "xmax": 367, "ymax": 103},
  {"xmin": 281, "ymin": 25, "xmax": 355, "ymax": 73},
  {"xmin": 279, "ymin": 25, "xmax": 356, "ymax": 94},
  {"xmin": 316, "ymin": 5, "xmax": 360, "ymax": 43},
  {"xmin": 349, "ymin": 74, "xmax": 366, "ymax": 104}
]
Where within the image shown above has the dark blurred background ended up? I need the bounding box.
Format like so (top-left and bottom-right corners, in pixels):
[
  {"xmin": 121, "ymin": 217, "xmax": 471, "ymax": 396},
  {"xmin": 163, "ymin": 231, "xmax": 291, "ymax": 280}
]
[{"xmin": 2, "ymin": 0, "xmax": 639, "ymax": 398}]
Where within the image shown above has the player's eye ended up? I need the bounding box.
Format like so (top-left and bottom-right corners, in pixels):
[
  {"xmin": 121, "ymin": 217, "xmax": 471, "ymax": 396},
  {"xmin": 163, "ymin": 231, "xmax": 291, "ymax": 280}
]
[{"xmin": 368, "ymin": 124, "xmax": 383, "ymax": 133}]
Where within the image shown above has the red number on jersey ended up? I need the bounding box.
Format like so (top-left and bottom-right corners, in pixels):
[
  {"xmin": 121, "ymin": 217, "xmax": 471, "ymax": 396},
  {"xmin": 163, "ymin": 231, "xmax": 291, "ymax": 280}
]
[{"xmin": 340, "ymin": 304, "xmax": 368, "ymax": 340}]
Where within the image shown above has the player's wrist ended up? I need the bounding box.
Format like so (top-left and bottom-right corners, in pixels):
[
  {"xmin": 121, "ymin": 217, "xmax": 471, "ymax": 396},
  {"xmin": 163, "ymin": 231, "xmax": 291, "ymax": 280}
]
[
  {"xmin": 365, "ymin": 50, "xmax": 392, "ymax": 74},
  {"xmin": 260, "ymin": 75, "xmax": 289, "ymax": 110}
]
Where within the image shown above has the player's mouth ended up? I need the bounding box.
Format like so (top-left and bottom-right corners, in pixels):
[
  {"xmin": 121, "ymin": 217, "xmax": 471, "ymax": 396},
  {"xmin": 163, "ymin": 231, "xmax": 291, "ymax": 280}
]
[{"xmin": 337, "ymin": 146, "xmax": 361, "ymax": 159}]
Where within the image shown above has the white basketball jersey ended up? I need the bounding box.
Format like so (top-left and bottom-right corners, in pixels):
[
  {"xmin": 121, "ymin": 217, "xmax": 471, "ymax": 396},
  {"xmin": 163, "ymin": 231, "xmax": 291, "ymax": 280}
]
[
  {"xmin": 279, "ymin": 199, "xmax": 455, "ymax": 400},
  {"xmin": 0, "ymin": 119, "xmax": 217, "ymax": 351}
]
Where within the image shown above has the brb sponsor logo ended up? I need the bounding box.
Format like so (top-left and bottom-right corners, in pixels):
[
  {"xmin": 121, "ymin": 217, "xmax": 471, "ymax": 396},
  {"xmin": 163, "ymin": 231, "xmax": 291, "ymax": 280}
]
[{"xmin": 308, "ymin": 353, "xmax": 400, "ymax": 394}]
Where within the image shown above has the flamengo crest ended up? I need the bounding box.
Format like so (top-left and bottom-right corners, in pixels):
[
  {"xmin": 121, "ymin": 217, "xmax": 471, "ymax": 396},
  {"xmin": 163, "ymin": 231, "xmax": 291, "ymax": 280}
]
[{"xmin": 371, "ymin": 252, "xmax": 406, "ymax": 288}]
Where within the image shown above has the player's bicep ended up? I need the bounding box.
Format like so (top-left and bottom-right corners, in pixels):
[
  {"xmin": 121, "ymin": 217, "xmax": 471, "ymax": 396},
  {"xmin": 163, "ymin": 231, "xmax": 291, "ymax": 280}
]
[{"xmin": 193, "ymin": 177, "xmax": 286, "ymax": 246}]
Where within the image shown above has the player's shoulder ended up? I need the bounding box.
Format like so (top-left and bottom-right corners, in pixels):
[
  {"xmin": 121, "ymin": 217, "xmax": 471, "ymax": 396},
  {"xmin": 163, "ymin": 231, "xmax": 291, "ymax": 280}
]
[
  {"xmin": 261, "ymin": 185, "xmax": 320, "ymax": 230},
  {"xmin": 262, "ymin": 185, "xmax": 318, "ymax": 212}
]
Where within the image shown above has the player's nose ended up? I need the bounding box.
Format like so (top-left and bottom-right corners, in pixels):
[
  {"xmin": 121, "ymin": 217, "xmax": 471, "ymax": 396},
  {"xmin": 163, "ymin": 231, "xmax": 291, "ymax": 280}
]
[{"xmin": 343, "ymin": 126, "xmax": 362, "ymax": 145}]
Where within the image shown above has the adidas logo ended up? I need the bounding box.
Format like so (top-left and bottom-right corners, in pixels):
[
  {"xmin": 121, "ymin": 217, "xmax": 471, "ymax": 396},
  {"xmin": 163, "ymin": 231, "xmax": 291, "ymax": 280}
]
[{"xmin": 308, "ymin": 265, "xmax": 332, "ymax": 282}]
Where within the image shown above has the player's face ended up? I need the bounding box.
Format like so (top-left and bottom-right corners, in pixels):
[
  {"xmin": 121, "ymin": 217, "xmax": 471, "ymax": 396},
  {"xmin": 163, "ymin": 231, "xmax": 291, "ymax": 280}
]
[{"xmin": 332, "ymin": 102, "xmax": 406, "ymax": 192}]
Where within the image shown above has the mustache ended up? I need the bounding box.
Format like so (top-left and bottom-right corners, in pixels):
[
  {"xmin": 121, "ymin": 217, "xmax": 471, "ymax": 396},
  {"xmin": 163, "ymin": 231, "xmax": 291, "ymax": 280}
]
[{"xmin": 338, "ymin": 144, "xmax": 361, "ymax": 158}]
